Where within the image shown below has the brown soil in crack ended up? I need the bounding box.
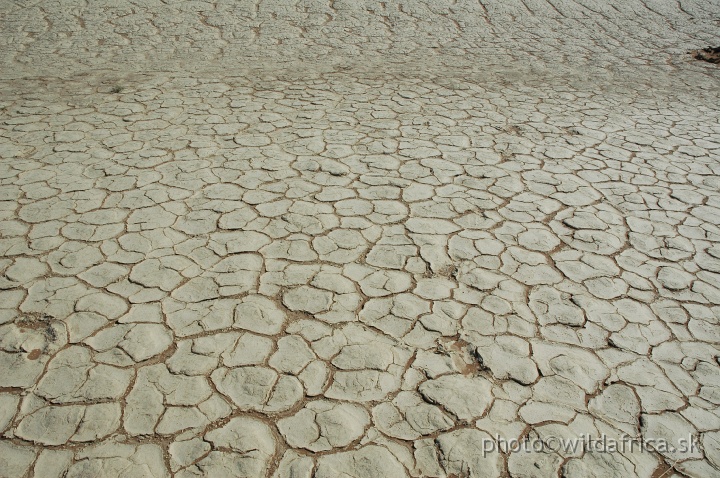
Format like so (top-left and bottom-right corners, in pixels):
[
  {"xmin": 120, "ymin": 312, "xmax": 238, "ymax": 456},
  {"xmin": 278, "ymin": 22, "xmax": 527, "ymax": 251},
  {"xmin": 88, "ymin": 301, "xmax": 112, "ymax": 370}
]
[
  {"xmin": 650, "ymin": 461, "xmax": 676, "ymax": 478},
  {"xmin": 691, "ymin": 46, "xmax": 720, "ymax": 64}
]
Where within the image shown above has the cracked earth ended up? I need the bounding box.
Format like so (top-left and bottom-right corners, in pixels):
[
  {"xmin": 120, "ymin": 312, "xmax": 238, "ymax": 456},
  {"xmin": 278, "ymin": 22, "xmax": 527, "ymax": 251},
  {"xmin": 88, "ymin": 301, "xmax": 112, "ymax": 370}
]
[{"xmin": 1, "ymin": 1, "xmax": 720, "ymax": 477}]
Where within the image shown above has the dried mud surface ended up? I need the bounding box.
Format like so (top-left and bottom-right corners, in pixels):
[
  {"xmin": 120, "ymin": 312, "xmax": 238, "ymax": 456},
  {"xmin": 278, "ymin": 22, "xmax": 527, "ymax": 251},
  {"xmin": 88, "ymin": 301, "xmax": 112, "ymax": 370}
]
[{"xmin": 0, "ymin": 1, "xmax": 719, "ymax": 477}]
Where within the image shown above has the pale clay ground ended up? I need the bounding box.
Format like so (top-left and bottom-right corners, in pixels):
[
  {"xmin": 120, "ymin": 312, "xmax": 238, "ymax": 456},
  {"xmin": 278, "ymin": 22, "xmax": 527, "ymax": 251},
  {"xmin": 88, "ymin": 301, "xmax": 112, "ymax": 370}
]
[{"xmin": 0, "ymin": 0, "xmax": 720, "ymax": 477}]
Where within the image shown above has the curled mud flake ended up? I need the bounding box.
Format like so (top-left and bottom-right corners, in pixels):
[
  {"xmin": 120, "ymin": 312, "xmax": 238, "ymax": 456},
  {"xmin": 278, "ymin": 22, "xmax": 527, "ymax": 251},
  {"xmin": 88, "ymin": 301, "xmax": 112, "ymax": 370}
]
[{"xmin": 691, "ymin": 46, "xmax": 720, "ymax": 64}]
